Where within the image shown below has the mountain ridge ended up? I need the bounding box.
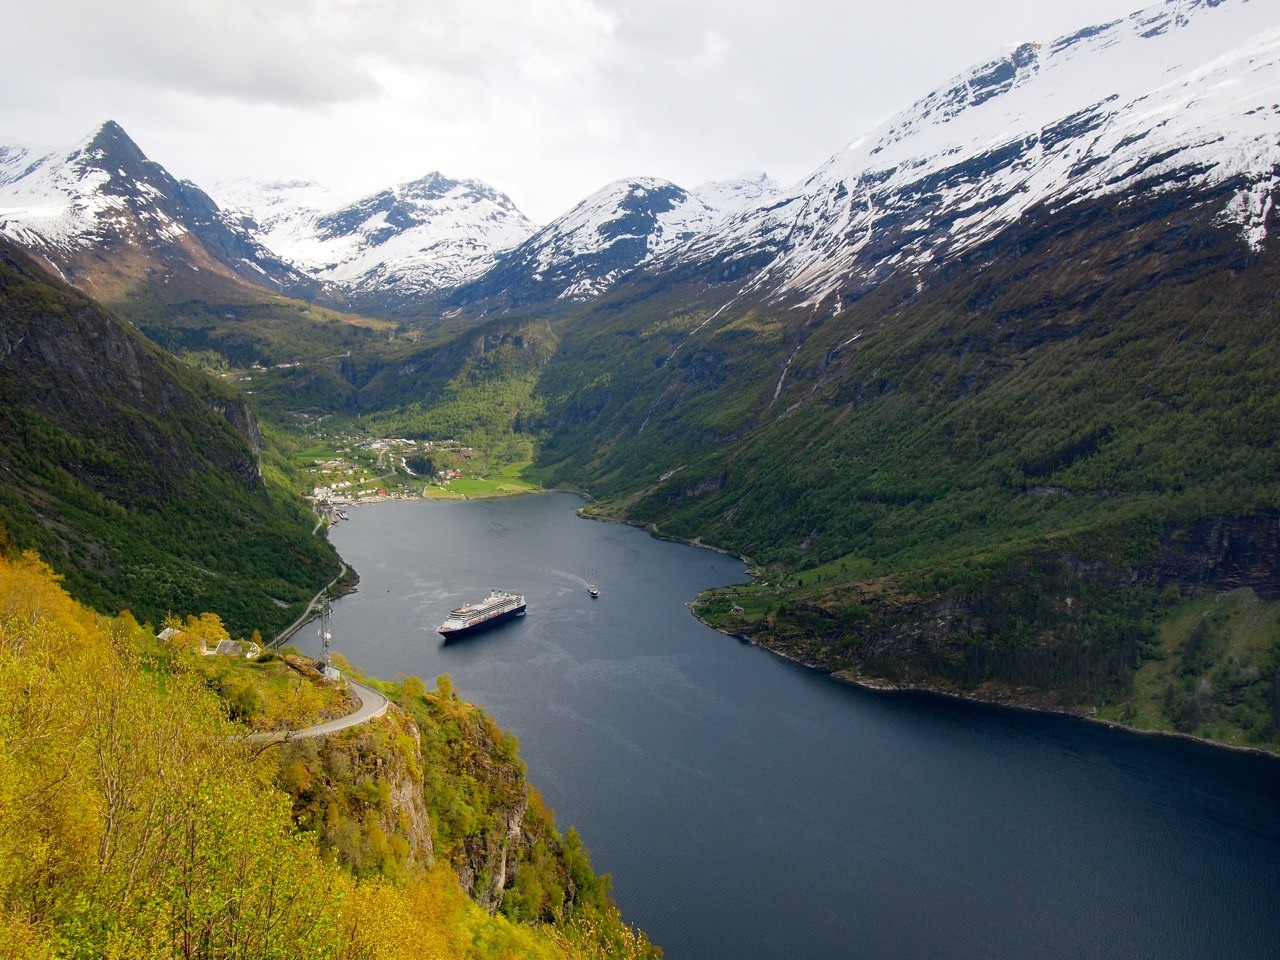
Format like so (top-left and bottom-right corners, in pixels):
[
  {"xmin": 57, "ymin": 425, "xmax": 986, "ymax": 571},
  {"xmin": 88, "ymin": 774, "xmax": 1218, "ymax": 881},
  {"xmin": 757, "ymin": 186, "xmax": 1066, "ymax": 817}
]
[
  {"xmin": 213, "ymin": 169, "xmax": 783, "ymax": 320},
  {"xmin": 657, "ymin": 0, "xmax": 1280, "ymax": 311},
  {"xmin": 0, "ymin": 120, "xmax": 321, "ymax": 302},
  {"xmin": 213, "ymin": 171, "xmax": 538, "ymax": 314}
]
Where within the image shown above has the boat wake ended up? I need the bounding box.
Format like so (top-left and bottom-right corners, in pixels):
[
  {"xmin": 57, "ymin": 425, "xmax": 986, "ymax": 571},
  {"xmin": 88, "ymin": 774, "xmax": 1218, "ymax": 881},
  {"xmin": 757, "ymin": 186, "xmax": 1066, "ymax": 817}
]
[{"xmin": 542, "ymin": 567, "xmax": 601, "ymax": 595}]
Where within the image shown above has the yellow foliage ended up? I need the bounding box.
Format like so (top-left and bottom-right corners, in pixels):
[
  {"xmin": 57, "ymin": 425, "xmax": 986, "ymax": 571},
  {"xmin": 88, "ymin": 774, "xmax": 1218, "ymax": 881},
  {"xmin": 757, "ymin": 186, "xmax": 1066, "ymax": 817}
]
[
  {"xmin": 0, "ymin": 551, "xmax": 647, "ymax": 960},
  {"xmin": 340, "ymin": 869, "xmax": 461, "ymax": 960},
  {"xmin": 399, "ymin": 674, "xmax": 427, "ymax": 702},
  {"xmin": 254, "ymin": 670, "xmax": 330, "ymax": 731},
  {"xmin": 340, "ymin": 866, "xmax": 568, "ymax": 960},
  {"xmin": 0, "ymin": 907, "xmax": 55, "ymax": 960},
  {"xmin": 160, "ymin": 610, "xmax": 231, "ymax": 656},
  {"xmin": 0, "ymin": 551, "xmax": 343, "ymax": 956},
  {"xmin": 0, "ymin": 551, "xmax": 97, "ymax": 660}
]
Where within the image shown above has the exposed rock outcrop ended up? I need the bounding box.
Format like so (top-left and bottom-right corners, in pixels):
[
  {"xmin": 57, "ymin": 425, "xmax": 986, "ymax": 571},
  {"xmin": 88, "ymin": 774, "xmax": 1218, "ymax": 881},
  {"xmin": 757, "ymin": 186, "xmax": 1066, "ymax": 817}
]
[
  {"xmin": 275, "ymin": 706, "xmax": 435, "ymax": 875},
  {"xmin": 1157, "ymin": 512, "xmax": 1280, "ymax": 601}
]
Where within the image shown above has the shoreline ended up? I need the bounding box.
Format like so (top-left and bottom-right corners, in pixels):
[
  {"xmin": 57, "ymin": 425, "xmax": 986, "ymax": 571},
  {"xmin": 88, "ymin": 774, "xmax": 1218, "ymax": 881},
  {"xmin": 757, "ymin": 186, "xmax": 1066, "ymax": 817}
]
[
  {"xmin": 330, "ymin": 485, "xmax": 540, "ymax": 506},
  {"xmin": 691, "ymin": 608, "xmax": 1280, "ymax": 761},
  {"xmin": 834, "ymin": 670, "xmax": 1280, "ymax": 761},
  {"xmin": 330, "ymin": 487, "xmax": 1280, "ymax": 762},
  {"xmin": 574, "ymin": 504, "xmax": 757, "ymax": 568}
]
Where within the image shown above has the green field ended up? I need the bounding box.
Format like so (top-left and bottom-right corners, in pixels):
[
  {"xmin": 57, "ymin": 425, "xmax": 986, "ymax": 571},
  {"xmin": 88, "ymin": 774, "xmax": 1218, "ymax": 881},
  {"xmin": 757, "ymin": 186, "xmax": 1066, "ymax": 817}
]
[{"xmin": 426, "ymin": 461, "xmax": 542, "ymax": 499}]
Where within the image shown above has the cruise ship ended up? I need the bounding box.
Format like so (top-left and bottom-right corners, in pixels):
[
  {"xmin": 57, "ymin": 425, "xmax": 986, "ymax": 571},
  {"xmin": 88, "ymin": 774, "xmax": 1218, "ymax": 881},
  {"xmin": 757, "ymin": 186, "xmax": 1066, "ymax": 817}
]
[{"xmin": 437, "ymin": 589, "xmax": 526, "ymax": 639}]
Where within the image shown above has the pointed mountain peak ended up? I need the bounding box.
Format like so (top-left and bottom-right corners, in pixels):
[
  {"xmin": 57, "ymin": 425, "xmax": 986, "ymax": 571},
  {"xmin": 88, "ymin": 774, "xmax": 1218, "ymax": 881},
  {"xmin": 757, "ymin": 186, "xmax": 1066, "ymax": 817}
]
[
  {"xmin": 83, "ymin": 119, "xmax": 137, "ymax": 152},
  {"xmin": 92, "ymin": 119, "xmax": 128, "ymax": 139},
  {"xmin": 75, "ymin": 120, "xmax": 150, "ymax": 172},
  {"xmin": 399, "ymin": 171, "xmax": 459, "ymax": 197},
  {"xmin": 0, "ymin": 118, "xmax": 317, "ymax": 299}
]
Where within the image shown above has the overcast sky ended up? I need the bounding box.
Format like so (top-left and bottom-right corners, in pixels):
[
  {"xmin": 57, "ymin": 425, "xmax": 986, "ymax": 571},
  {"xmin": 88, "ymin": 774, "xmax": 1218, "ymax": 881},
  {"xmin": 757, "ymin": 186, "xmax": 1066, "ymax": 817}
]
[{"xmin": 5, "ymin": 0, "xmax": 1148, "ymax": 223}]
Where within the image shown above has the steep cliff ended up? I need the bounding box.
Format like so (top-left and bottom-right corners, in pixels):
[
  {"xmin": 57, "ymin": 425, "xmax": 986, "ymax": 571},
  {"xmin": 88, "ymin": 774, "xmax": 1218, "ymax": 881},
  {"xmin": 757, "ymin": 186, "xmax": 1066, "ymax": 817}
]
[
  {"xmin": 0, "ymin": 236, "xmax": 339, "ymax": 633},
  {"xmin": 407, "ymin": 676, "xmax": 609, "ymax": 924},
  {"xmin": 268, "ymin": 671, "xmax": 647, "ymax": 950},
  {"xmin": 275, "ymin": 707, "xmax": 436, "ymax": 878},
  {"xmin": 1156, "ymin": 513, "xmax": 1280, "ymax": 602}
]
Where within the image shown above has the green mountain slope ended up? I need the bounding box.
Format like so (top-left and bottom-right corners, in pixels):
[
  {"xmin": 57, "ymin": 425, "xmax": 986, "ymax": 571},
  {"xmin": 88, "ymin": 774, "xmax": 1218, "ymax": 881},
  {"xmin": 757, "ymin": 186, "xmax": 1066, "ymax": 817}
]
[
  {"xmin": 226, "ymin": 181, "xmax": 1280, "ymax": 747},
  {"xmin": 539, "ymin": 188, "xmax": 1276, "ymax": 552},
  {"xmin": 0, "ymin": 238, "xmax": 340, "ymax": 634},
  {"xmin": 514, "ymin": 187, "xmax": 1280, "ymax": 743}
]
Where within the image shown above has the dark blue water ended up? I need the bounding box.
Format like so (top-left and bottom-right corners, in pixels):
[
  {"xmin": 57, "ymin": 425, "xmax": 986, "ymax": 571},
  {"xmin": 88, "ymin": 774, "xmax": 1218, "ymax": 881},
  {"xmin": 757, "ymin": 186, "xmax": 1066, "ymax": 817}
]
[{"xmin": 307, "ymin": 493, "xmax": 1280, "ymax": 960}]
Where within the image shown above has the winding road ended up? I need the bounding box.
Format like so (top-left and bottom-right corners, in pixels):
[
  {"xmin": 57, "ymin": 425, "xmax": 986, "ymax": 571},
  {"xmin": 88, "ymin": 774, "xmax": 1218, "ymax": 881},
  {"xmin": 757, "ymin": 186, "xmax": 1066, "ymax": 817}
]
[
  {"xmin": 244, "ymin": 676, "xmax": 389, "ymax": 744},
  {"xmin": 272, "ymin": 562, "xmax": 349, "ymax": 648},
  {"xmin": 252, "ymin": 549, "xmax": 386, "ymax": 742},
  {"xmin": 249, "ymin": 513, "xmax": 388, "ymax": 743}
]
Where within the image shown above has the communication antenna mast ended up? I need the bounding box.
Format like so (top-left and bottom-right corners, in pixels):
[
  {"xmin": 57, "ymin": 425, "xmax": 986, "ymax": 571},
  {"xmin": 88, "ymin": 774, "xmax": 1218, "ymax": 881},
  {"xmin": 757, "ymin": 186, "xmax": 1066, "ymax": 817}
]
[{"xmin": 318, "ymin": 595, "xmax": 333, "ymax": 669}]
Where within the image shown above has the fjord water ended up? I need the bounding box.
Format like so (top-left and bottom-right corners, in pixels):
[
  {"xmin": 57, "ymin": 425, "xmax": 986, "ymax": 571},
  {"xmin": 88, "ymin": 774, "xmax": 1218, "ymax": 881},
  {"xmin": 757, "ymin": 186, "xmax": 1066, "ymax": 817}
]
[{"xmin": 312, "ymin": 493, "xmax": 1280, "ymax": 960}]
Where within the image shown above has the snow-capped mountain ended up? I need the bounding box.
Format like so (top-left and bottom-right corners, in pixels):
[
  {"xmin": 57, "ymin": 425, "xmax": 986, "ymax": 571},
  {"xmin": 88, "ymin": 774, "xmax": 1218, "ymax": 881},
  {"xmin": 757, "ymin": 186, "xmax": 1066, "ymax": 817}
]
[
  {"xmin": 692, "ymin": 172, "xmax": 783, "ymax": 219},
  {"xmin": 0, "ymin": 121, "xmax": 317, "ymax": 298},
  {"xmin": 670, "ymin": 0, "xmax": 1280, "ymax": 309},
  {"xmin": 214, "ymin": 173, "xmax": 537, "ymax": 308},
  {"xmin": 0, "ymin": 140, "xmax": 50, "ymax": 185},
  {"xmin": 444, "ymin": 175, "xmax": 775, "ymax": 313},
  {"xmin": 0, "ymin": 117, "xmax": 779, "ymax": 321}
]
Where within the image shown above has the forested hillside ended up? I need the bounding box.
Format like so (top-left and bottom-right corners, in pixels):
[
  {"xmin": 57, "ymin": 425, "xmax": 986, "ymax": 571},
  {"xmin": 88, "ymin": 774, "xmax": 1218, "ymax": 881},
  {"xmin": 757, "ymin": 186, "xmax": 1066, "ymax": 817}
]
[
  {"xmin": 0, "ymin": 548, "xmax": 658, "ymax": 959},
  {"xmin": 0, "ymin": 238, "xmax": 340, "ymax": 634},
  {"xmin": 528, "ymin": 185, "xmax": 1280, "ymax": 747}
]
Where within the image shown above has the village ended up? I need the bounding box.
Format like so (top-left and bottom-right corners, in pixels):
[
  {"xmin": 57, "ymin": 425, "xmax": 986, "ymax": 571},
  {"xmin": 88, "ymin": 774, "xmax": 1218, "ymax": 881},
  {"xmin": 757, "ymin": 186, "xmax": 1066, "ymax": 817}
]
[{"xmin": 300, "ymin": 434, "xmax": 539, "ymax": 517}]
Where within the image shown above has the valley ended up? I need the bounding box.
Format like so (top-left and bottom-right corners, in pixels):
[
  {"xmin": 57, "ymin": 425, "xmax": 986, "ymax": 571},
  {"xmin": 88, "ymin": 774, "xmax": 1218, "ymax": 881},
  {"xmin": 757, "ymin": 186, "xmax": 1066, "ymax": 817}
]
[
  {"xmin": 3, "ymin": 0, "xmax": 1279, "ymax": 754},
  {"xmin": 2, "ymin": 1, "xmax": 1280, "ymax": 955},
  {"xmin": 293, "ymin": 432, "xmax": 542, "ymax": 505}
]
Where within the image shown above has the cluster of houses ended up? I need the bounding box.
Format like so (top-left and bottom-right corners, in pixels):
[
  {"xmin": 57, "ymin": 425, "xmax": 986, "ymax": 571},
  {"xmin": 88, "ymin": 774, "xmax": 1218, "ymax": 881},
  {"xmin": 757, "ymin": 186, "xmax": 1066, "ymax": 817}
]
[
  {"xmin": 157, "ymin": 626, "xmax": 261, "ymax": 659},
  {"xmin": 303, "ymin": 435, "xmax": 478, "ymax": 500}
]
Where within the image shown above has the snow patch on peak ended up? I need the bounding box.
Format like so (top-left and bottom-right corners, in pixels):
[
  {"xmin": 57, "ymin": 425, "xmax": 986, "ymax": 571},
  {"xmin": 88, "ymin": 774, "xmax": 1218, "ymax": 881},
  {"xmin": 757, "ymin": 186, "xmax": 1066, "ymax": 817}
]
[
  {"xmin": 692, "ymin": 172, "xmax": 783, "ymax": 219},
  {"xmin": 0, "ymin": 131, "xmax": 121, "ymax": 253},
  {"xmin": 681, "ymin": 0, "xmax": 1280, "ymax": 306},
  {"xmin": 446, "ymin": 174, "xmax": 758, "ymax": 310},
  {"xmin": 536, "ymin": 177, "xmax": 717, "ymax": 264},
  {"xmin": 215, "ymin": 171, "xmax": 537, "ymax": 296},
  {"xmin": 0, "ymin": 139, "xmax": 57, "ymax": 187}
]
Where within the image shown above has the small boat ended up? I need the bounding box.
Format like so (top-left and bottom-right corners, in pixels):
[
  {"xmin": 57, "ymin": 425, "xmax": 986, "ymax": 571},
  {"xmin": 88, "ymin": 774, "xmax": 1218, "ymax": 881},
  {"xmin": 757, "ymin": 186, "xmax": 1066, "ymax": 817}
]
[
  {"xmin": 437, "ymin": 589, "xmax": 526, "ymax": 639},
  {"xmin": 588, "ymin": 584, "xmax": 599, "ymax": 598}
]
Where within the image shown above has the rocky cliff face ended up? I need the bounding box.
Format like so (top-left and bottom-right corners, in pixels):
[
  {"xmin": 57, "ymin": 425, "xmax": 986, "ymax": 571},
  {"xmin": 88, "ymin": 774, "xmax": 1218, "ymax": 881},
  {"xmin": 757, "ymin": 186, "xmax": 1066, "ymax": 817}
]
[
  {"xmin": 276, "ymin": 707, "xmax": 435, "ymax": 875},
  {"xmin": 409, "ymin": 684, "xmax": 605, "ymax": 924},
  {"xmin": 0, "ymin": 237, "xmax": 263, "ymax": 499},
  {"xmin": 454, "ymin": 783, "xmax": 528, "ymax": 914},
  {"xmin": 421, "ymin": 691, "xmax": 536, "ymax": 913},
  {"xmin": 1157, "ymin": 512, "xmax": 1280, "ymax": 601}
]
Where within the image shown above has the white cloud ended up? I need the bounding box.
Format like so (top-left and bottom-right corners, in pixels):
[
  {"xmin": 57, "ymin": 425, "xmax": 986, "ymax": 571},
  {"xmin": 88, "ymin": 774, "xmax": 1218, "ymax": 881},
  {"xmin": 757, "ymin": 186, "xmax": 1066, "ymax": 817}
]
[{"xmin": 1, "ymin": 0, "xmax": 1150, "ymax": 223}]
